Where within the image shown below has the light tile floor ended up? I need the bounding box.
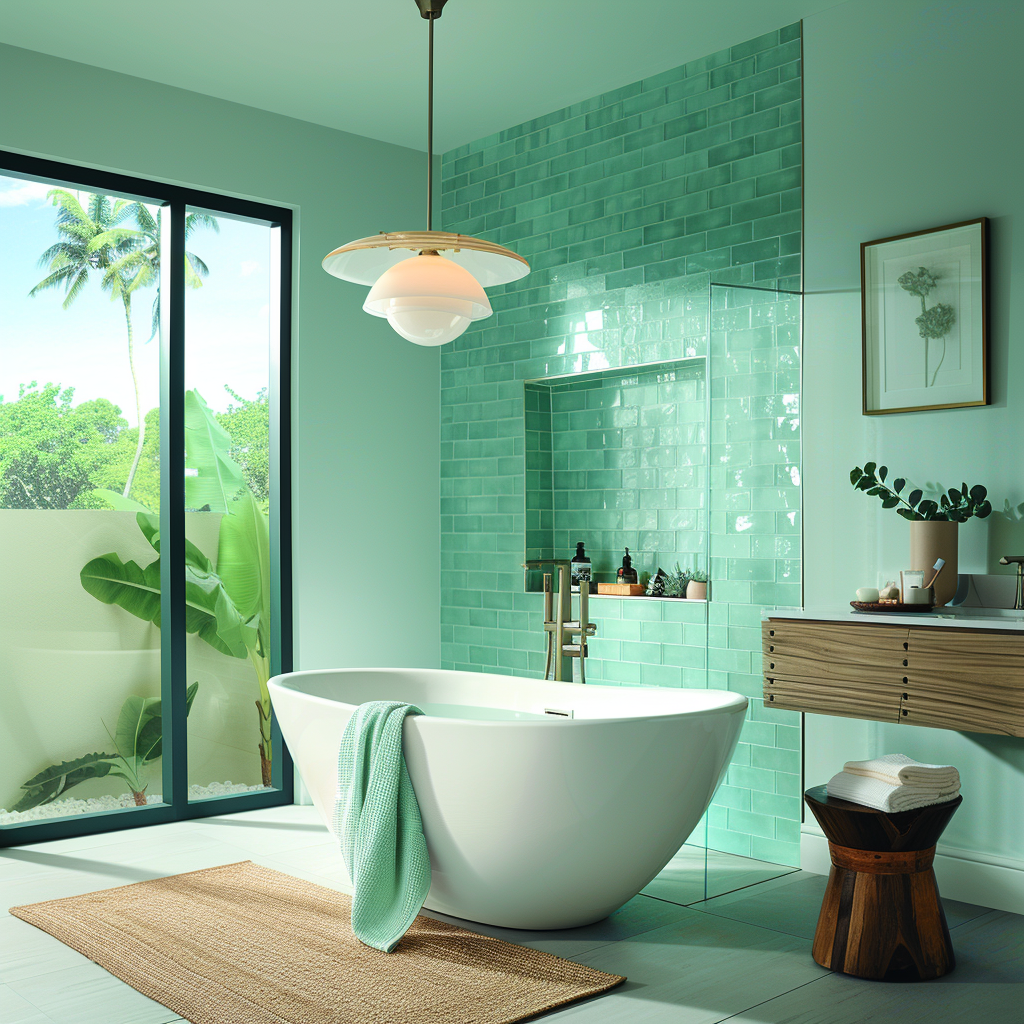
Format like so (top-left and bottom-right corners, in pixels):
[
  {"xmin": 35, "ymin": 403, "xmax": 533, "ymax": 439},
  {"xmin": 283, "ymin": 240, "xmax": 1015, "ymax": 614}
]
[{"xmin": 1, "ymin": 805, "xmax": 1021, "ymax": 1023}]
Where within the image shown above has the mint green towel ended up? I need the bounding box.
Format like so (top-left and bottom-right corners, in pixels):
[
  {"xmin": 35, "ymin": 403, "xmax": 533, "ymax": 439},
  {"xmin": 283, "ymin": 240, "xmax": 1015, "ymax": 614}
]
[{"xmin": 333, "ymin": 701, "xmax": 431, "ymax": 952}]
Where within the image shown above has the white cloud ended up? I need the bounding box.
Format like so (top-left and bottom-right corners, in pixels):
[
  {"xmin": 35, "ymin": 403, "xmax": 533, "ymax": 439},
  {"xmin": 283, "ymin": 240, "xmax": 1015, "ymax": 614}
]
[
  {"xmin": 240, "ymin": 260, "xmax": 261, "ymax": 277},
  {"xmin": 0, "ymin": 180, "xmax": 52, "ymax": 208}
]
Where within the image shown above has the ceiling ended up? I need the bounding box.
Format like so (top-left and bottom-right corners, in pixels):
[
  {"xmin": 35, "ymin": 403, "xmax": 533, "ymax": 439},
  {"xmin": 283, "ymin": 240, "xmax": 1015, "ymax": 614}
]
[{"xmin": 0, "ymin": 0, "xmax": 842, "ymax": 153}]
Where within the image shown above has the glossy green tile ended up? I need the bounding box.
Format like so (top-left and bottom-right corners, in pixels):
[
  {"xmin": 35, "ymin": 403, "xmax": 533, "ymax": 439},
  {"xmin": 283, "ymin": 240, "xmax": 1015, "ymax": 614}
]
[{"xmin": 443, "ymin": 24, "xmax": 801, "ymax": 863}]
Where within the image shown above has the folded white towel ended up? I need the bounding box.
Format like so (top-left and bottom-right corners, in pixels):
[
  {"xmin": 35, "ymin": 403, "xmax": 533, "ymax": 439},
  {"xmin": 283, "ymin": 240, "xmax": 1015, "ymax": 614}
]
[
  {"xmin": 827, "ymin": 770, "xmax": 960, "ymax": 813},
  {"xmin": 843, "ymin": 753, "xmax": 960, "ymax": 790}
]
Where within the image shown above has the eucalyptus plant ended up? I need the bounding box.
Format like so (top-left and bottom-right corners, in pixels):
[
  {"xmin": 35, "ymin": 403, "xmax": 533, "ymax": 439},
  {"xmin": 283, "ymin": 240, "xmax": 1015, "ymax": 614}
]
[{"xmin": 850, "ymin": 463, "xmax": 992, "ymax": 522}]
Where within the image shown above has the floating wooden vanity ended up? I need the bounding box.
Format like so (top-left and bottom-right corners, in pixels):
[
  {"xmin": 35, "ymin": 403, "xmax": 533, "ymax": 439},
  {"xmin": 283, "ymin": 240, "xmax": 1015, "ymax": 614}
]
[{"xmin": 762, "ymin": 611, "xmax": 1024, "ymax": 737}]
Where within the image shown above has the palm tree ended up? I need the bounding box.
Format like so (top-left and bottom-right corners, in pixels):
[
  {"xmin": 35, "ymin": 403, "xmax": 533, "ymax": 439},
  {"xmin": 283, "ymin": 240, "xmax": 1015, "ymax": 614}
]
[
  {"xmin": 30, "ymin": 192, "xmax": 217, "ymax": 498},
  {"xmin": 107, "ymin": 204, "xmax": 218, "ymax": 341}
]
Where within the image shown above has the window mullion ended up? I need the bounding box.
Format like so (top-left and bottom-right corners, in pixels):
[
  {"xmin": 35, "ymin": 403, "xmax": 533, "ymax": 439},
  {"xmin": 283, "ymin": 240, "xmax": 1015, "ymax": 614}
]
[{"xmin": 159, "ymin": 199, "xmax": 188, "ymax": 814}]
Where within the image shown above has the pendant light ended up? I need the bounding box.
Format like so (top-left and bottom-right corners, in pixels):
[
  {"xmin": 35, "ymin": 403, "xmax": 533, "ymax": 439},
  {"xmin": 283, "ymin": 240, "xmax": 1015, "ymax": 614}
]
[{"xmin": 323, "ymin": 0, "xmax": 529, "ymax": 346}]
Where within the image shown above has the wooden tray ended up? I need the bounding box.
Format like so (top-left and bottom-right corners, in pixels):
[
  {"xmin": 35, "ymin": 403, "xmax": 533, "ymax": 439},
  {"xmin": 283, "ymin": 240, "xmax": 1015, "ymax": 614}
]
[
  {"xmin": 597, "ymin": 582, "xmax": 645, "ymax": 596},
  {"xmin": 850, "ymin": 601, "xmax": 933, "ymax": 613}
]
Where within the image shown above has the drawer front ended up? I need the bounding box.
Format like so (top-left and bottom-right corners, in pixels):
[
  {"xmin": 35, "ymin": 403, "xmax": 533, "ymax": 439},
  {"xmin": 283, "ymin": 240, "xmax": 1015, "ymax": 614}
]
[
  {"xmin": 903, "ymin": 627, "xmax": 1024, "ymax": 736},
  {"xmin": 763, "ymin": 620, "xmax": 905, "ymax": 723},
  {"xmin": 764, "ymin": 619, "xmax": 910, "ymax": 671},
  {"xmin": 765, "ymin": 674, "xmax": 903, "ymax": 722},
  {"xmin": 762, "ymin": 619, "xmax": 1024, "ymax": 738}
]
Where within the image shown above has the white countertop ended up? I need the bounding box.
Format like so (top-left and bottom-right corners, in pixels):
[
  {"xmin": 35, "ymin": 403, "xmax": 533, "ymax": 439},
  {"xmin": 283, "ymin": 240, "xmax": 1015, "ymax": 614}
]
[{"xmin": 763, "ymin": 606, "xmax": 1024, "ymax": 631}]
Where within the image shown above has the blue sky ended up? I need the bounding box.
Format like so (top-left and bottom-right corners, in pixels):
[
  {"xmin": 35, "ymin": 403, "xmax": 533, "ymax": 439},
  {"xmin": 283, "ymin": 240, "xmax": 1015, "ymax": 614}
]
[{"xmin": 0, "ymin": 173, "xmax": 271, "ymax": 420}]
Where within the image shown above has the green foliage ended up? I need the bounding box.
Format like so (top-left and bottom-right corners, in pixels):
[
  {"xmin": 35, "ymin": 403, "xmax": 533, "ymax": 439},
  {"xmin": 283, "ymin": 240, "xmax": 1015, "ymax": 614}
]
[
  {"xmin": 689, "ymin": 568, "xmax": 709, "ymax": 584},
  {"xmin": 12, "ymin": 751, "xmax": 116, "ymax": 812},
  {"xmin": 101, "ymin": 682, "xmax": 200, "ymax": 800},
  {"xmin": 217, "ymin": 387, "xmax": 270, "ymax": 511},
  {"xmin": 851, "ymin": 464, "xmax": 993, "ymax": 523},
  {"xmin": 12, "ymin": 683, "xmax": 198, "ymax": 811},
  {"xmin": 0, "ymin": 383, "xmax": 131, "ymax": 509},
  {"xmin": 29, "ymin": 190, "xmax": 217, "ymax": 499},
  {"xmin": 663, "ymin": 563, "xmax": 693, "ymax": 598},
  {"xmin": 80, "ymin": 512, "xmax": 255, "ymax": 659},
  {"xmin": 0, "ymin": 385, "xmax": 258, "ymax": 513},
  {"xmin": 81, "ymin": 393, "xmax": 274, "ymax": 781},
  {"xmin": 185, "ymin": 389, "xmax": 246, "ymax": 512}
]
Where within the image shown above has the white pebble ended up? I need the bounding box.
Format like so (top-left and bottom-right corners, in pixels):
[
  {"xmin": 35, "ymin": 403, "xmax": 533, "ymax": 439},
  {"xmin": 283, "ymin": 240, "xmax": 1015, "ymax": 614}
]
[{"xmin": 0, "ymin": 782, "xmax": 271, "ymax": 826}]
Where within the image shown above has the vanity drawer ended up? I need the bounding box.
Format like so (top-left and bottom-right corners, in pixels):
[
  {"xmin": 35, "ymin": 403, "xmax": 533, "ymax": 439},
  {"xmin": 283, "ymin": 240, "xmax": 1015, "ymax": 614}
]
[
  {"xmin": 764, "ymin": 619, "xmax": 910, "ymax": 672},
  {"xmin": 762, "ymin": 620, "xmax": 905, "ymax": 723},
  {"xmin": 763, "ymin": 617, "xmax": 1024, "ymax": 737},
  {"xmin": 903, "ymin": 627, "xmax": 1024, "ymax": 735},
  {"xmin": 764, "ymin": 673, "xmax": 903, "ymax": 723}
]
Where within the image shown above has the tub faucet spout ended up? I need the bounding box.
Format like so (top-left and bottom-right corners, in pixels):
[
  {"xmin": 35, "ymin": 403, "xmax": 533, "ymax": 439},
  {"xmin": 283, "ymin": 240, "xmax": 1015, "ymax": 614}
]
[{"xmin": 522, "ymin": 560, "xmax": 597, "ymax": 682}]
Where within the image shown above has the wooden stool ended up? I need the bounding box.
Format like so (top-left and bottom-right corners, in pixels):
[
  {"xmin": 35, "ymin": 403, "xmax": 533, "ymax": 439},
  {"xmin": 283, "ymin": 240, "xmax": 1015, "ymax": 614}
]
[{"xmin": 804, "ymin": 785, "xmax": 962, "ymax": 981}]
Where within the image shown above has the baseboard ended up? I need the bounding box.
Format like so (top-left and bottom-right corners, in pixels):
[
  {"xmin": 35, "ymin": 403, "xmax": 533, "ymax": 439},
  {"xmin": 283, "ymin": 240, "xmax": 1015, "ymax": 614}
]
[{"xmin": 801, "ymin": 826, "xmax": 1024, "ymax": 916}]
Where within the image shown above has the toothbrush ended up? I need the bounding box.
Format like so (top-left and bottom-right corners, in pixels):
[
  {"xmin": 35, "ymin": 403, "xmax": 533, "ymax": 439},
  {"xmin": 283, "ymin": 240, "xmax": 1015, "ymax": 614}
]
[{"xmin": 924, "ymin": 558, "xmax": 946, "ymax": 590}]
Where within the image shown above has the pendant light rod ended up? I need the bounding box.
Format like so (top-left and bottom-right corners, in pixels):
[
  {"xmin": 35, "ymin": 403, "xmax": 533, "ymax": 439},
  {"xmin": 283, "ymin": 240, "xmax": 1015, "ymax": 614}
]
[
  {"xmin": 427, "ymin": 12, "xmax": 434, "ymax": 229},
  {"xmin": 416, "ymin": 0, "xmax": 448, "ymax": 231}
]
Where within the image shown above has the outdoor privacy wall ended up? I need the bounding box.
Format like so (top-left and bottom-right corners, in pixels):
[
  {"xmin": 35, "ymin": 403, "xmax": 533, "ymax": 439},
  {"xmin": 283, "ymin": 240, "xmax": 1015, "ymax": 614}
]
[{"xmin": 441, "ymin": 26, "xmax": 802, "ymax": 864}]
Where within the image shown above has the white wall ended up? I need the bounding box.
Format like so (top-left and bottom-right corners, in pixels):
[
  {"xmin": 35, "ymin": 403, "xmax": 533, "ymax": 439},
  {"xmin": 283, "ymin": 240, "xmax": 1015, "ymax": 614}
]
[{"xmin": 802, "ymin": 0, "xmax": 1024, "ymax": 910}]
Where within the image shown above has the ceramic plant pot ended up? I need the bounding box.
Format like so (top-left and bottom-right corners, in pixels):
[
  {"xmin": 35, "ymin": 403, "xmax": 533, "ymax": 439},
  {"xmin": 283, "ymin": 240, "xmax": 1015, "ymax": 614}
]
[
  {"xmin": 910, "ymin": 520, "xmax": 958, "ymax": 607},
  {"xmin": 686, "ymin": 580, "xmax": 707, "ymax": 601}
]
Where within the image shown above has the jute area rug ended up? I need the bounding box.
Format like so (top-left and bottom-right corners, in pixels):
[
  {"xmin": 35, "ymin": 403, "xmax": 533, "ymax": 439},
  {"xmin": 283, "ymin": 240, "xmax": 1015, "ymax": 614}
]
[{"xmin": 11, "ymin": 860, "xmax": 624, "ymax": 1024}]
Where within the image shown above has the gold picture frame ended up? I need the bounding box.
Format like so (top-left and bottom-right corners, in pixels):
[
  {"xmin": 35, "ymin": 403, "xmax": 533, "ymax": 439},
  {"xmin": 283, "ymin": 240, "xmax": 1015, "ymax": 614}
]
[{"xmin": 861, "ymin": 218, "xmax": 988, "ymax": 415}]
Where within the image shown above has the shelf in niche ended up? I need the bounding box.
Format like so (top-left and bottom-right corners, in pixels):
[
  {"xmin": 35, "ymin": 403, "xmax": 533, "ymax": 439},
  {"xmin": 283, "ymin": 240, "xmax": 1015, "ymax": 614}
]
[{"xmin": 524, "ymin": 358, "xmax": 710, "ymax": 595}]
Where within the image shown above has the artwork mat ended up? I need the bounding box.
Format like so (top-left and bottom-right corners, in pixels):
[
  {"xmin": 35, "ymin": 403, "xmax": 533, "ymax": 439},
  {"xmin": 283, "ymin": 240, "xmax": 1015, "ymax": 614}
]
[{"xmin": 861, "ymin": 218, "xmax": 987, "ymax": 415}]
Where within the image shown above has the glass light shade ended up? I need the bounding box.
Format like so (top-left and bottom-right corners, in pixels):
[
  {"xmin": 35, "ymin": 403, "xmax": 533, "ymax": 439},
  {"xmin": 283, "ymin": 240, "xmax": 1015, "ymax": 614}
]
[{"xmin": 363, "ymin": 253, "xmax": 492, "ymax": 346}]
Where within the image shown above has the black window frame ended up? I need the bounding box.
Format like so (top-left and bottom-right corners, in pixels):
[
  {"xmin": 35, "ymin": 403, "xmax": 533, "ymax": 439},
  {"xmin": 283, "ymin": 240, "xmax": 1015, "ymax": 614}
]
[{"xmin": 0, "ymin": 150, "xmax": 294, "ymax": 847}]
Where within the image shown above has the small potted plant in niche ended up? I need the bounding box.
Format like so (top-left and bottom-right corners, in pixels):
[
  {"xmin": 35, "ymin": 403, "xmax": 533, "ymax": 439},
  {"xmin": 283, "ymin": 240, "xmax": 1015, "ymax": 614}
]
[
  {"xmin": 686, "ymin": 569, "xmax": 708, "ymax": 601},
  {"xmin": 850, "ymin": 463, "xmax": 992, "ymax": 606},
  {"xmin": 662, "ymin": 564, "xmax": 692, "ymax": 598}
]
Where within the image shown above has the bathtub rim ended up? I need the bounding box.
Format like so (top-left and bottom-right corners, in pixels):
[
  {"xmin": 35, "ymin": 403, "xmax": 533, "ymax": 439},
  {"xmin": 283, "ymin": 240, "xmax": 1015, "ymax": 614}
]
[{"xmin": 268, "ymin": 667, "xmax": 748, "ymax": 726}]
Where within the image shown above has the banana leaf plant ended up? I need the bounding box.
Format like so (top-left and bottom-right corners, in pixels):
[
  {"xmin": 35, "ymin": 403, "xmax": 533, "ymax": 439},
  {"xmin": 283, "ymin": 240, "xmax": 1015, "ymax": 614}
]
[
  {"xmin": 13, "ymin": 683, "xmax": 198, "ymax": 812},
  {"xmin": 81, "ymin": 389, "xmax": 274, "ymax": 785}
]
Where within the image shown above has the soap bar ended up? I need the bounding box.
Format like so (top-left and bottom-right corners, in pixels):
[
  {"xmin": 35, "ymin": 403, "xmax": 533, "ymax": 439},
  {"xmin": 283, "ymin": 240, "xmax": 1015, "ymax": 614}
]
[{"xmin": 856, "ymin": 587, "xmax": 880, "ymax": 603}]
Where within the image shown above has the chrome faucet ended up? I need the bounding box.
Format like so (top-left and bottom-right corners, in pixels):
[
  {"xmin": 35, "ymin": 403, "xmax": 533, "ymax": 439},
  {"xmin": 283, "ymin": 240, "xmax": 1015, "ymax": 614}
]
[
  {"xmin": 998, "ymin": 555, "xmax": 1024, "ymax": 610},
  {"xmin": 522, "ymin": 559, "xmax": 597, "ymax": 682}
]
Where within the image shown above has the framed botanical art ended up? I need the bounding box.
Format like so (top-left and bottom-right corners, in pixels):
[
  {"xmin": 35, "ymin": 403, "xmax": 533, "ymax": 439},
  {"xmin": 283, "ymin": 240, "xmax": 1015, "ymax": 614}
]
[{"xmin": 861, "ymin": 218, "xmax": 987, "ymax": 415}]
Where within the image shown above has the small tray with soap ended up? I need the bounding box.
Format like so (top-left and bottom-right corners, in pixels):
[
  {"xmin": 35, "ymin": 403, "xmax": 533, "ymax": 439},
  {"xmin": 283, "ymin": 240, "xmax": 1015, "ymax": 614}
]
[
  {"xmin": 850, "ymin": 601, "xmax": 933, "ymax": 613},
  {"xmin": 597, "ymin": 582, "xmax": 645, "ymax": 596}
]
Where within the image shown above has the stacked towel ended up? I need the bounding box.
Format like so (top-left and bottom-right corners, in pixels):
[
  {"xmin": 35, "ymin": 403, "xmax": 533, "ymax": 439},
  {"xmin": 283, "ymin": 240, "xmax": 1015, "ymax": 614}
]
[
  {"xmin": 843, "ymin": 753, "xmax": 960, "ymax": 791},
  {"xmin": 334, "ymin": 701, "xmax": 431, "ymax": 953},
  {"xmin": 827, "ymin": 754, "xmax": 960, "ymax": 813}
]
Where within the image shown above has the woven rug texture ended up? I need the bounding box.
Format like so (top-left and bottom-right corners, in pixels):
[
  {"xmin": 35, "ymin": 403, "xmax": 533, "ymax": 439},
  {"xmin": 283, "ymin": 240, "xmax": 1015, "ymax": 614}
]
[{"xmin": 11, "ymin": 859, "xmax": 625, "ymax": 1024}]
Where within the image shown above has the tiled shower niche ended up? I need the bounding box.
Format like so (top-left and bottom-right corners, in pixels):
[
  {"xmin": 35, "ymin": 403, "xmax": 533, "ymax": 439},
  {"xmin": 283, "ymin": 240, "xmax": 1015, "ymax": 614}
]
[{"xmin": 524, "ymin": 358, "xmax": 709, "ymax": 593}]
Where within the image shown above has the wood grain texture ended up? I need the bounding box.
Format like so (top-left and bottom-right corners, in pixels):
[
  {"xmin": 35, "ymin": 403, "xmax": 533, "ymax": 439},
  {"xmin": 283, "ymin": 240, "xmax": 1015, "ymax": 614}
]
[
  {"xmin": 805, "ymin": 788, "xmax": 961, "ymax": 982},
  {"xmin": 762, "ymin": 620, "xmax": 906, "ymax": 722},
  {"xmin": 803, "ymin": 787, "xmax": 962, "ymax": 852},
  {"xmin": 763, "ymin": 618, "xmax": 1024, "ymax": 737}
]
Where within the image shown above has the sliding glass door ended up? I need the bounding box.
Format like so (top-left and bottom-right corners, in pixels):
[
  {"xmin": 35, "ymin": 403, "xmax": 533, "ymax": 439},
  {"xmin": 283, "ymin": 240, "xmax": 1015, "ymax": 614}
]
[{"xmin": 0, "ymin": 153, "xmax": 292, "ymax": 845}]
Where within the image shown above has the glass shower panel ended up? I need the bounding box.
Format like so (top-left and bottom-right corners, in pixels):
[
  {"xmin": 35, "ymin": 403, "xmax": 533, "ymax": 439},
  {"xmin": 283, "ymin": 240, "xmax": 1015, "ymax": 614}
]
[
  {"xmin": 0, "ymin": 176, "xmax": 166, "ymax": 826},
  {"xmin": 704, "ymin": 281, "xmax": 802, "ymax": 900},
  {"xmin": 183, "ymin": 209, "xmax": 276, "ymax": 800}
]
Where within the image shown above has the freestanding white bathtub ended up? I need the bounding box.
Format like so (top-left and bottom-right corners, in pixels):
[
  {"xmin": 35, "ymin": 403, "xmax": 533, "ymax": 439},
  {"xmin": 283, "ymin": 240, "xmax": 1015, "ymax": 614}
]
[{"xmin": 268, "ymin": 668, "xmax": 747, "ymax": 930}]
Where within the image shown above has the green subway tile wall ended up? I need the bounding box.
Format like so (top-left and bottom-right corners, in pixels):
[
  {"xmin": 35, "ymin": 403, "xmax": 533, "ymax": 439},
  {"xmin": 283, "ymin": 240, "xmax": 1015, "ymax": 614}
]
[
  {"xmin": 441, "ymin": 24, "xmax": 802, "ymax": 864},
  {"xmin": 528, "ymin": 358, "xmax": 709, "ymax": 592}
]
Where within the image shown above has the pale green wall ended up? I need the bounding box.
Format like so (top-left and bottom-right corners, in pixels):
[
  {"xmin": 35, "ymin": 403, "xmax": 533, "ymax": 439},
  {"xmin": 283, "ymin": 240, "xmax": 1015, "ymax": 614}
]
[
  {"xmin": 802, "ymin": 0, "xmax": 1024, "ymax": 886},
  {"xmin": 0, "ymin": 42, "xmax": 441, "ymax": 673}
]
